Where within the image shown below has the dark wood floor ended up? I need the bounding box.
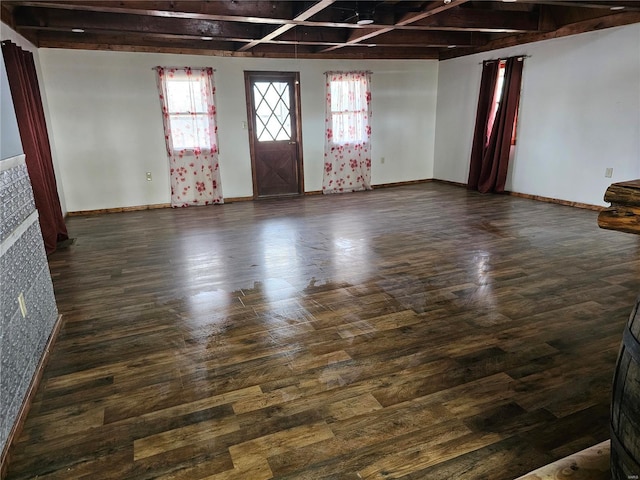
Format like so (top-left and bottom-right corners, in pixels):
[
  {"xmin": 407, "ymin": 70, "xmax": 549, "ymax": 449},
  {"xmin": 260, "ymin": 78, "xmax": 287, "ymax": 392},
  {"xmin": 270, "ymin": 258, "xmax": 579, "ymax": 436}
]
[{"xmin": 6, "ymin": 183, "xmax": 640, "ymax": 480}]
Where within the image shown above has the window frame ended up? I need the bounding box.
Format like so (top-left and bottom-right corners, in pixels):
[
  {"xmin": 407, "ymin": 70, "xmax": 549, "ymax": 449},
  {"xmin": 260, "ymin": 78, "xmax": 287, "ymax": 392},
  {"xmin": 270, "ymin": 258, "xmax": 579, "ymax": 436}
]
[
  {"xmin": 328, "ymin": 75, "xmax": 370, "ymax": 145},
  {"xmin": 163, "ymin": 71, "xmax": 217, "ymax": 152},
  {"xmin": 488, "ymin": 61, "xmax": 518, "ymax": 146}
]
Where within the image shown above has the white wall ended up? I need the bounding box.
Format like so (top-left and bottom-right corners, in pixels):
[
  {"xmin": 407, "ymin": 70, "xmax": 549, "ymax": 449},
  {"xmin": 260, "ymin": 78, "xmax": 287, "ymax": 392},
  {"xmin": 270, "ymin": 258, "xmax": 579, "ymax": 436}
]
[
  {"xmin": 1, "ymin": 23, "xmax": 68, "ymax": 214},
  {"xmin": 1, "ymin": 53, "xmax": 22, "ymax": 160},
  {"xmin": 434, "ymin": 24, "xmax": 640, "ymax": 206},
  {"xmin": 37, "ymin": 49, "xmax": 438, "ymax": 212}
]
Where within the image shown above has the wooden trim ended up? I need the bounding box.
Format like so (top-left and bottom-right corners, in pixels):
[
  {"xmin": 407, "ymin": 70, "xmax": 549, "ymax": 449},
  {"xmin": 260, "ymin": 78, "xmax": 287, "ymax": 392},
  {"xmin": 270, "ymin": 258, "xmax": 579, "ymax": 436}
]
[
  {"xmin": 432, "ymin": 179, "xmax": 467, "ymax": 188},
  {"xmin": 65, "ymin": 198, "xmax": 258, "ymax": 215},
  {"xmin": 309, "ymin": 179, "xmax": 603, "ymax": 211},
  {"xmin": 224, "ymin": 196, "xmax": 254, "ymax": 203},
  {"xmin": 306, "ymin": 179, "xmax": 433, "ymax": 196},
  {"xmin": 373, "ymin": 179, "xmax": 433, "ymax": 189},
  {"xmin": 0, "ymin": 314, "xmax": 64, "ymax": 479},
  {"xmin": 64, "ymin": 180, "xmax": 604, "ymax": 215},
  {"xmin": 506, "ymin": 191, "xmax": 604, "ymax": 211},
  {"xmin": 433, "ymin": 179, "xmax": 603, "ymax": 211},
  {"xmin": 66, "ymin": 203, "xmax": 171, "ymax": 216}
]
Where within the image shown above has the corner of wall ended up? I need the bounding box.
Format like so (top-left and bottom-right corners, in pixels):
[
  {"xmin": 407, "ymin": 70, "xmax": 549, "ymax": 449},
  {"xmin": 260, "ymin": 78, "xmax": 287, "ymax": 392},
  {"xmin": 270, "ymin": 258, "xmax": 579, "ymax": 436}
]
[{"xmin": 0, "ymin": 148, "xmax": 60, "ymax": 468}]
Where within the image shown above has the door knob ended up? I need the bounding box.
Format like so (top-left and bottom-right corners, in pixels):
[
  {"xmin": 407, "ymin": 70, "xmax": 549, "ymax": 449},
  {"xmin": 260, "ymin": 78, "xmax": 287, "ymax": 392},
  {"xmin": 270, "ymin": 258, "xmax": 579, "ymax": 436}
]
[{"xmin": 288, "ymin": 141, "xmax": 296, "ymax": 145}]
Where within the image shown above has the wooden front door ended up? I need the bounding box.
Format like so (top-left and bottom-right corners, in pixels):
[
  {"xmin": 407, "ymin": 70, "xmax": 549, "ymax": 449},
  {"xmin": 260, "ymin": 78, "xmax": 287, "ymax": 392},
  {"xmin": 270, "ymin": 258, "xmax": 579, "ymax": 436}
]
[{"xmin": 245, "ymin": 71, "xmax": 303, "ymax": 198}]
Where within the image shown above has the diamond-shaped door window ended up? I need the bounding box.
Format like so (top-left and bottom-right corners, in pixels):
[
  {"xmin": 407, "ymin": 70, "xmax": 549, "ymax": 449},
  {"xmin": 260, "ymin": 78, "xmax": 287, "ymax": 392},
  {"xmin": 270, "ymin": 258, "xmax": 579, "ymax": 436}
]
[{"xmin": 254, "ymin": 82, "xmax": 291, "ymax": 142}]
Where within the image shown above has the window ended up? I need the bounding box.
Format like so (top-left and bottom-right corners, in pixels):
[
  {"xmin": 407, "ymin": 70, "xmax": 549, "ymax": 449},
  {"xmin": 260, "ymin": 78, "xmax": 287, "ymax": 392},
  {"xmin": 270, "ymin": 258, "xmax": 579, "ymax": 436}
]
[
  {"xmin": 322, "ymin": 71, "xmax": 372, "ymax": 194},
  {"xmin": 487, "ymin": 61, "xmax": 518, "ymax": 145},
  {"xmin": 154, "ymin": 67, "xmax": 223, "ymax": 207},
  {"xmin": 328, "ymin": 74, "xmax": 370, "ymax": 145},
  {"xmin": 160, "ymin": 68, "xmax": 217, "ymax": 152},
  {"xmin": 253, "ymin": 81, "xmax": 292, "ymax": 142}
]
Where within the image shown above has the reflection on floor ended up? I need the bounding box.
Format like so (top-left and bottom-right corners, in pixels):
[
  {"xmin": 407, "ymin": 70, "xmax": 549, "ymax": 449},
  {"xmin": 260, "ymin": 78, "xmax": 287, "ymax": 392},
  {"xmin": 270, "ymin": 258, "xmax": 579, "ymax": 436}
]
[{"xmin": 6, "ymin": 183, "xmax": 640, "ymax": 479}]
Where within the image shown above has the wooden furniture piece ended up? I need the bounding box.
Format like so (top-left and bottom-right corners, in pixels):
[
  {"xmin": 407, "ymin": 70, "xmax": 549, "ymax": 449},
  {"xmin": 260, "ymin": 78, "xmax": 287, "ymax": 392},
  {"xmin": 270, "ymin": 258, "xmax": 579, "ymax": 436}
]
[
  {"xmin": 598, "ymin": 179, "xmax": 640, "ymax": 480},
  {"xmin": 610, "ymin": 299, "xmax": 640, "ymax": 480},
  {"xmin": 515, "ymin": 441, "xmax": 610, "ymax": 480},
  {"xmin": 598, "ymin": 179, "xmax": 640, "ymax": 235}
]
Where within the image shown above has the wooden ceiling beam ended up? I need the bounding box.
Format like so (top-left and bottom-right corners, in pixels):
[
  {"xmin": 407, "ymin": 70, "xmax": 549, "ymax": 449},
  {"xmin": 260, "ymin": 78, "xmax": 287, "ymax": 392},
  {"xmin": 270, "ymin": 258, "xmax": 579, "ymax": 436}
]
[
  {"xmin": 328, "ymin": 45, "xmax": 440, "ymax": 59},
  {"xmin": 412, "ymin": 8, "xmax": 544, "ymax": 32},
  {"xmin": 5, "ymin": 2, "xmax": 549, "ymax": 33},
  {"xmin": 33, "ymin": 29, "xmax": 239, "ymax": 50},
  {"xmin": 6, "ymin": 1, "xmax": 293, "ymax": 19},
  {"xmin": 276, "ymin": 27, "xmax": 350, "ymax": 44},
  {"xmin": 440, "ymin": 10, "xmax": 640, "ymax": 59},
  {"xmin": 372, "ymin": 30, "xmax": 487, "ymax": 47},
  {"xmin": 25, "ymin": 38, "xmax": 440, "ymax": 59},
  {"xmin": 238, "ymin": 0, "xmax": 335, "ymax": 52},
  {"xmin": 396, "ymin": 0, "xmax": 470, "ymax": 26},
  {"xmin": 22, "ymin": 26, "xmax": 486, "ymax": 50},
  {"xmin": 321, "ymin": 0, "xmax": 469, "ymax": 53},
  {"xmin": 517, "ymin": 1, "xmax": 640, "ymax": 10},
  {"xmin": 345, "ymin": 27, "xmax": 394, "ymax": 44},
  {"xmin": 277, "ymin": 26, "xmax": 485, "ymax": 48},
  {"xmin": 1, "ymin": 3, "xmax": 17, "ymax": 29},
  {"xmin": 6, "ymin": 1, "xmax": 293, "ymax": 25},
  {"xmin": 10, "ymin": 2, "xmax": 370, "ymax": 31},
  {"xmin": 538, "ymin": 1, "xmax": 639, "ymax": 27},
  {"xmin": 12, "ymin": 8, "xmax": 267, "ymax": 39},
  {"xmin": 4, "ymin": 0, "xmax": 637, "ymax": 60},
  {"xmin": 16, "ymin": 26, "xmax": 260, "ymax": 45}
]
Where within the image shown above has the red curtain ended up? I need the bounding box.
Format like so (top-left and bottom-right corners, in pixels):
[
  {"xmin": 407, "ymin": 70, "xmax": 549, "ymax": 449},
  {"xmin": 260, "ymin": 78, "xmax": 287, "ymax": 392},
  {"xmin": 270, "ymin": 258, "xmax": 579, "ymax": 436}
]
[
  {"xmin": 2, "ymin": 41, "xmax": 68, "ymax": 254},
  {"xmin": 468, "ymin": 57, "xmax": 524, "ymax": 193}
]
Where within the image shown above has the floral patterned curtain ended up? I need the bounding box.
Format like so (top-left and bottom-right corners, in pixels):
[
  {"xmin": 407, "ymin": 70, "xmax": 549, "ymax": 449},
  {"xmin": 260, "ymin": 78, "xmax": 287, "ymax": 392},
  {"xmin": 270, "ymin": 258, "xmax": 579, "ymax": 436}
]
[
  {"xmin": 323, "ymin": 71, "xmax": 372, "ymax": 194},
  {"xmin": 154, "ymin": 67, "xmax": 223, "ymax": 207}
]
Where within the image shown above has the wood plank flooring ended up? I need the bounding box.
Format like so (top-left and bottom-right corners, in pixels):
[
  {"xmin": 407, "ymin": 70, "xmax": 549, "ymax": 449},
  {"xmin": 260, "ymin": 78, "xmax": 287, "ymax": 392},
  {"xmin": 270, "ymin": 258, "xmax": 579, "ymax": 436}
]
[{"xmin": 6, "ymin": 183, "xmax": 640, "ymax": 480}]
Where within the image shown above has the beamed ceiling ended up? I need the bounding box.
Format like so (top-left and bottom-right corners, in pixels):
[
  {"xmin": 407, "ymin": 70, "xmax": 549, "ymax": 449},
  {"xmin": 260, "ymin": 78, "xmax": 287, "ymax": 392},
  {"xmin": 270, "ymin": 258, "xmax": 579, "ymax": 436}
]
[{"xmin": 2, "ymin": 0, "xmax": 639, "ymax": 60}]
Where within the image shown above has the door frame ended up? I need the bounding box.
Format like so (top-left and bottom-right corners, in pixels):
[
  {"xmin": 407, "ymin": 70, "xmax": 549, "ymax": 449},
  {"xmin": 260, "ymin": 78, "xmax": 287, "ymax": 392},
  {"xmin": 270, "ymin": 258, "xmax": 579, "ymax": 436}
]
[{"xmin": 244, "ymin": 71, "xmax": 304, "ymax": 199}]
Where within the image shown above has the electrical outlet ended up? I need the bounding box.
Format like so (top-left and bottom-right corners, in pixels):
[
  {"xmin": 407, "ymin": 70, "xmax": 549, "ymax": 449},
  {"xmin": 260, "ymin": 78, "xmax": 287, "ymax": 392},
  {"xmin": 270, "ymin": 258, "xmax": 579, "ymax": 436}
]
[
  {"xmin": 146, "ymin": 172, "xmax": 152, "ymax": 181},
  {"xmin": 605, "ymin": 168, "xmax": 613, "ymax": 178},
  {"xmin": 18, "ymin": 292, "xmax": 27, "ymax": 318}
]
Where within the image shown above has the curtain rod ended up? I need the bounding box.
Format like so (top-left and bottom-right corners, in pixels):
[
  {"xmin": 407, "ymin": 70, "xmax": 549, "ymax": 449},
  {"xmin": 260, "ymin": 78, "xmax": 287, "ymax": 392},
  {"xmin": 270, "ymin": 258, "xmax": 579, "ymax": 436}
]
[
  {"xmin": 479, "ymin": 55, "xmax": 531, "ymax": 65},
  {"xmin": 323, "ymin": 70, "xmax": 373, "ymax": 75},
  {"xmin": 151, "ymin": 66, "xmax": 216, "ymax": 71}
]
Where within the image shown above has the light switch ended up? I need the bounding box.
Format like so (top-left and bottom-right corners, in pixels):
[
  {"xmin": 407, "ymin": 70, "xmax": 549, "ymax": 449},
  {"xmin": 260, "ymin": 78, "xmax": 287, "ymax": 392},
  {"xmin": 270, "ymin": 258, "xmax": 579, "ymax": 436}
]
[{"xmin": 18, "ymin": 292, "xmax": 27, "ymax": 318}]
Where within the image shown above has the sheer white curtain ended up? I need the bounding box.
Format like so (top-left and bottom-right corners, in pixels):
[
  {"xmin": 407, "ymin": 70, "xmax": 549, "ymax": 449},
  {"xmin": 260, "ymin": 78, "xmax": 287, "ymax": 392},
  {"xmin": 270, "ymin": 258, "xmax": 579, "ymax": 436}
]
[
  {"xmin": 322, "ymin": 71, "xmax": 372, "ymax": 194},
  {"xmin": 155, "ymin": 67, "xmax": 223, "ymax": 207}
]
